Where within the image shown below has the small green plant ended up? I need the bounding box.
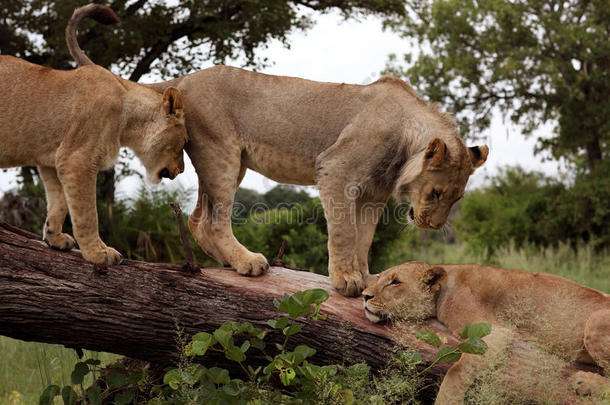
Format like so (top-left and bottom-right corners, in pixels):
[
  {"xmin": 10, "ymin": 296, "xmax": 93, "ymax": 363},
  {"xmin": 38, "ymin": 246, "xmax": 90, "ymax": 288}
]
[
  {"xmin": 406, "ymin": 322, "xmax": 491, "ymax": 369},
  {"xmin": 39, "ymin": 290, "xmax": 490, "ymax": 404},
  {"xmin": 152, "ymin": 288, "xmax": 337, "ymax": 403}
]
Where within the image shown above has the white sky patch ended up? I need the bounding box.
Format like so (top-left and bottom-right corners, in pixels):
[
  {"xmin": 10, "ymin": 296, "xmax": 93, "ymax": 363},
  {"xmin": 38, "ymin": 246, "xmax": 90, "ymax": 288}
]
[{"xmin": 0, "ymin": 10, "xmax": 560, "ymax": 203}]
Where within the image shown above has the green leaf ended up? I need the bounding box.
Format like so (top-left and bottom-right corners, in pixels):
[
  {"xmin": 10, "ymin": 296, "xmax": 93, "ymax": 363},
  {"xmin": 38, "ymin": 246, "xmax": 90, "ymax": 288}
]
[
  {"xmin": 207, "ymin": 367, "xmax": 230, "ymax": 385},
  {"xmin": 300, "ymin": 289, "xmax": 329, "ymax": 305},
  {"xmin": 240, "ymin": 340, "xmax": 251, "ymax": 353},
  {"xmin": 226, "ymin": 346, "xmax": 246, "ymax": 362},
  {"xmin": 283, "ymin": 324, "xmax": 303, "ymax": 336},
  {"xmin": 163, "ymin": 368, "xmax": 182, "ymax": 388},
  {"xmin": 114, "ymin": 389, "xmax": 135, "ymax": 405},
  {"xmin": 61, "ymin": 386, "xmax": 77, "ymax": 405},
  {"xmin": 458, "ymin": 337, "xmax": 488, "ymax": 355},
  {"xmin": 267, "ymin": 317, "xmax": 290, "ymax": 329},
  {"xmin": 84, "ymin": 359, "xmax": 101, "ymax": 366},
  {"xmin": 279, "ymin": 368, "xmax": 296, "ymax": 386},
  {"xmin": 192, "ymin": 332, "xmax": 214, "ymax": 343},
  {"xmin": 87, "ymin": 386, "xmax": 102, "ymax": 405},
  {"xmin": 192, "ymin": 340, "xmax": 211, "ymax": 356},
  {"xmin": 39, "ymin": 385, "xmax": 60, "ymax": 405},
  {"xmin": 251, "ymin": 337, "xmax": 265, "ymax": 351},
  {"xmin": 416, "ymin": 328, "xmax": 443, "ymax": 347},
  {"xmin": 106, "ymin": 369, "xmax": 128, "ymax": 388},
  {"xmin": 292, "ymin": 345, "xmax": 316, "ymax": 363},
  {"xmin": 460, "ymin": 323, "xmax": 492, "ymax": 339},
  {"xmin": 70, "ymin": 361, "xmax": 89, "ymax": 385},
  {"xmin": 214, "ymin": 329, "xmax": 234, "ymax": 350},
  {"xmin": 434, "ymin": 347, "xmax": 462, "ymax": 364}
]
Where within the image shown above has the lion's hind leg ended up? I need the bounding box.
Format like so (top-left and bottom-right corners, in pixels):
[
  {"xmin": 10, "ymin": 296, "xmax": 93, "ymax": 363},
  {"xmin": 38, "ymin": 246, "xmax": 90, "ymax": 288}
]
[
  {"xmin": 38, "ymin": 165, "xmax": 76, "ymax": 251},
  {"xmin": 188, "ymin": 147, "xmax": 268, "ymax": 276},
  {"xmin": 435, "ymin": 326, "xmax": 513, "ymax": 405}
]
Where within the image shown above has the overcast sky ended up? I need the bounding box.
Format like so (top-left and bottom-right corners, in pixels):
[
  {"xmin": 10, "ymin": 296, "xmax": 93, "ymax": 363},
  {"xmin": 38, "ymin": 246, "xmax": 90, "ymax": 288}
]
[{"xmin": 0, "ymin": 9, "xmax": 562, "ymax": 207}]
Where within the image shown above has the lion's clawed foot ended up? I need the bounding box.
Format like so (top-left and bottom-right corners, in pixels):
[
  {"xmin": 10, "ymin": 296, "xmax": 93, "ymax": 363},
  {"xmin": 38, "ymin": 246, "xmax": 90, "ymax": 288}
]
[
  {"xmin": 572, "ymin": 371, "xmax": 610, "ymax": 398},
  {"xmin": 233, "ymin": 252, "xmax": 269, "ymax": 276},
  {"xmin": 82, "ymin": 245, "xmax": 123, "ymax": 266},
  {"xmin": 331, "ymin": 269, "xmax": 366, "ymax": 297},
  {"xmin": 44, "ymin": 232, "xmax": 76, "ymax": 251}
]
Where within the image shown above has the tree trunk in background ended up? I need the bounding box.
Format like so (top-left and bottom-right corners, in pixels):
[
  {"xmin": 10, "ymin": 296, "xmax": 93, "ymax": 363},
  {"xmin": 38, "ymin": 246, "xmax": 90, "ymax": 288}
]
[
  {"xmin": 585, "ymin": 136, "xmax": 602, "ymax": 171},
  {"xmin": 19, "ymin": 166, "xmax": 37, "ymax": 186},
  {"xmin": 97, "ymin": 167, "xmax": 115, "ymax": 204},
  {"xmin": 0, "ymin": 220, "xmax": 601, "ymax": 404}
]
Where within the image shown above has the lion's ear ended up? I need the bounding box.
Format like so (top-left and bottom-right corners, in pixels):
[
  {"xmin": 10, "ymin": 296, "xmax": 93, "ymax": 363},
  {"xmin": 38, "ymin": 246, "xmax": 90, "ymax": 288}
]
[
  {"xmin": 423, "ymin": 138, "xmax": 447, "ymax": 168},
  {"xmin": 163, "ymin": 87, "xmax": 184, "ymax": 119},
  {"xmin": 422, "ymin": 266, "xmax": 446, "ymax": 293},
  {"xmin": 468, "ymin": 145, "xmax": 489, "ymax": 169}
]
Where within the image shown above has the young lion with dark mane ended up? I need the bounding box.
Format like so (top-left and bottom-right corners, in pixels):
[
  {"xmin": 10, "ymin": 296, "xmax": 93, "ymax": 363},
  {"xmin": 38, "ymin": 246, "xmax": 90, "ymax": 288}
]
[
  {"xmin": 67, "ymin": 4, "xmax": 488, "ymax": 295},
  {"xmin": 363, "ymin": 261, "xmax": 610, "ymax": 403},
  {"xmin": 0, "ymin": 5, "xmax": 188, "ymax": 265}
]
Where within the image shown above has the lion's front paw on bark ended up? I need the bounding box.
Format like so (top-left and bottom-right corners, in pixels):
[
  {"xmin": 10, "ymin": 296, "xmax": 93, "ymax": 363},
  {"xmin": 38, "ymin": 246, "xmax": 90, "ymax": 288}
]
[
  {"xmin": 572, "ymin": 371, "xmax": 610, "ymax": 397},
  {"xmin": 233, "ymin": 252, "xmax": 269, "ymax": 276},
  {"xmin": 44, "ymin": 232, "xmax": 76, "ymax": 251},
  {"xmin": 82, "ymin": 246, "xmax": 123, "ymax": 266},
  {"xmin": 331, "ymin": 269, "xmax": 365, "ymax": 297}
]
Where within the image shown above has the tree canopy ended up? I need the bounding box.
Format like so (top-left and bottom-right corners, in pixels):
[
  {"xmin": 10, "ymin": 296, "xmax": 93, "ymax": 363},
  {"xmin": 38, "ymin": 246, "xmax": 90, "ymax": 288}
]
[
  {"xmin": 1, "ymin": 0, "xmax": 405, "ymax": 81},
  {"xmin": 384, "ymin": 0, "xmax": 610, "ymax": 171}
]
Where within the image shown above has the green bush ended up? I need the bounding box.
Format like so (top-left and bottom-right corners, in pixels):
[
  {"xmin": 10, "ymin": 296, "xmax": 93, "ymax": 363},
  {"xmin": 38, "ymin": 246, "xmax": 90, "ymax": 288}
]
[{"xmin": 454, "ymin": 166, "xmax": 610, "ymax": 256}]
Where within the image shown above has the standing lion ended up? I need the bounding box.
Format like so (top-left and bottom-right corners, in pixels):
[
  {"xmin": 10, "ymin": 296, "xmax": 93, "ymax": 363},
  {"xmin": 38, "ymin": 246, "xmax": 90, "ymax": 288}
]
[{"xmin": 67, "ymin": 6, "xmax": 488, "ymax": 294}]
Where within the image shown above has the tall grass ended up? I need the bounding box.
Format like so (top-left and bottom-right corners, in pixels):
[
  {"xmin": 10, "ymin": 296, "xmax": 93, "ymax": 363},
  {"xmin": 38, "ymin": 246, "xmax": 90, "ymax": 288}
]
[{"xmin": 0, "ymin": 337, "xmax": 117, "ymax": 404}]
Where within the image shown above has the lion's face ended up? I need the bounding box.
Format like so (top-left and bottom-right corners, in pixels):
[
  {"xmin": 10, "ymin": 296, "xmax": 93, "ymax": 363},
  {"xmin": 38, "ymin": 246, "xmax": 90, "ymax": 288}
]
[
  {"xmin": 404, "ymin": 139, "xmax": 488, "ymax": 230},
  {"xmin": 141, "ymin": 87, "xmax": 188, "ymax": 184},
  {"xmin": 362, "ymin": 261, "xmax": 446, "ymax": 323}
]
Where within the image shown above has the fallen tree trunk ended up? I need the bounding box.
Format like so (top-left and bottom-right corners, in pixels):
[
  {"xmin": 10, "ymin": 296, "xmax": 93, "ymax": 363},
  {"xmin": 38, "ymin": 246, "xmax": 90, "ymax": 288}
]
[{"xmin": 0, "ymin": 220, "xmax": 602, "ymax": 403}]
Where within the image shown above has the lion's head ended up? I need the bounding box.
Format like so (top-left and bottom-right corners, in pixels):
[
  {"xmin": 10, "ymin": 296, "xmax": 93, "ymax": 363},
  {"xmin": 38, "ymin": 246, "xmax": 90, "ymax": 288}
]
[
  {"xmin": 362, "ymin": 261, "xmax": 447, "ymax": 323},
  {"xmin": 396, "ymin": 138, "xmax": 488, "ymax": 230},
  {"xmin": 139, "ymin": 87, "xmax": 188, "ymax": 184}
]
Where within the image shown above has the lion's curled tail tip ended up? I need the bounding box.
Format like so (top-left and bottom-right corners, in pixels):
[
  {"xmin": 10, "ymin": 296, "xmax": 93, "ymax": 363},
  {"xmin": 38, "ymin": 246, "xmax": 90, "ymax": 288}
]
[{"xmin": 76, "ymin": 3, "xmax": 120, "ymax": 25}]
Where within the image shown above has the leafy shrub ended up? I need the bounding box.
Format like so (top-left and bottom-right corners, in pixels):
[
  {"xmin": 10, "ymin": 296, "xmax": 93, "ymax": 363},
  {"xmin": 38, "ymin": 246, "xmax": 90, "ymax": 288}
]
[
  {"xmin": 454, "ymin": 166, "xmax": 610, "ymax": 256},
  {"xmin": 40, "ymin": 290, "xmax": 489, "ymax": 404}
]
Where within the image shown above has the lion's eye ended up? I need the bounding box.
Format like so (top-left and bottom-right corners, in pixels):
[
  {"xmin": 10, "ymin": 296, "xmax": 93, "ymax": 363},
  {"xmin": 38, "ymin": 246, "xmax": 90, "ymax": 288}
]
[
  {"xmin": 432, "ymin": 189, "xmax": 442, "ymax": 200},
  {"xmin": 390, "ymin": 279, "xmax": 401, "ymax": 286}
]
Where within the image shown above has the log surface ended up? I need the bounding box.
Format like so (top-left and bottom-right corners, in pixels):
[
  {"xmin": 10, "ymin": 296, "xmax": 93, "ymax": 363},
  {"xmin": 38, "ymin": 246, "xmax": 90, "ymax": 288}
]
[{"xmin": 0, "ymin": 220, "xmax": 601, "ymax": 404}]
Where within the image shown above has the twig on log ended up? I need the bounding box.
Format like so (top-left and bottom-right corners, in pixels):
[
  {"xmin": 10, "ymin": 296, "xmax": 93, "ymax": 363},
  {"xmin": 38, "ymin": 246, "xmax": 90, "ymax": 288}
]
[
  {"xmin": 271, "ymin": 239, "xmax": 309, "ymax": 272},
  {"xmin": 272, "ymin": 240, "xmax": 287, "ymax": 267},
  {"xmin": 169, "ymin": 202, "xmax": 199, "ymax": 274}
]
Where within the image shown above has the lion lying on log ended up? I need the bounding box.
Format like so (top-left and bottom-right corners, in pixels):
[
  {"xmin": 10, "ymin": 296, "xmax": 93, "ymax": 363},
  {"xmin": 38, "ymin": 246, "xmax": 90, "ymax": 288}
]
[{"xmin": 363, "ymin": 261, "xmax": 610, "ymax": 403}]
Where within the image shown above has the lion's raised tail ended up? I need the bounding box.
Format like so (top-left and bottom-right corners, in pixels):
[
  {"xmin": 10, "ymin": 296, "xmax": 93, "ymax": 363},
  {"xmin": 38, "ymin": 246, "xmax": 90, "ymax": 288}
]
[{"xmin": 65, "ymin": 3, "xmax": 119, "ymax": 66}]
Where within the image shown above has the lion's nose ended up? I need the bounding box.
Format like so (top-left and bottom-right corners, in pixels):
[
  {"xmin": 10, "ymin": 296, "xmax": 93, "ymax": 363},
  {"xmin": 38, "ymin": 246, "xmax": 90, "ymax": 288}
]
[{"xmin": 363, "ymin": 294, "xmax": 373, "ymax": 302}]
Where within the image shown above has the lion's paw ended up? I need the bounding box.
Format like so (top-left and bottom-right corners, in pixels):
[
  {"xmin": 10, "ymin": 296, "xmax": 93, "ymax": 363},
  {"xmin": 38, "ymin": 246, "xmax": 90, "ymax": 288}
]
[
  {"xmin": 233, "ymin": 252, "xmax": 269, "ymax": 276},
  {"xmin": 82, "ymin": 246, "xmax": 123, "ymax": 266},
  {"xmin": 44, "ymin": 232, "xmax": 76, "ymax": 251},
  {"xmin": 331, "ymin": 269, "xmax": 365, "ymax": 297},
  {"xmin": 572, "ymin": 371, "xmax": 610, "ymax": 397}
]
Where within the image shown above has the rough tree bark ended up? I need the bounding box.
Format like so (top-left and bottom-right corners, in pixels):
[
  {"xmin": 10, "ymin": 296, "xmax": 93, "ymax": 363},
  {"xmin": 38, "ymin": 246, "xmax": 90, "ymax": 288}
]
[{"xmin": 0, "ymin": 220, "xmax": 602, "ymax": 403}]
